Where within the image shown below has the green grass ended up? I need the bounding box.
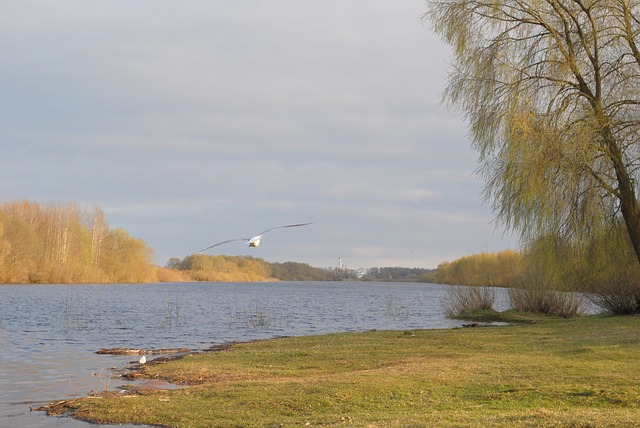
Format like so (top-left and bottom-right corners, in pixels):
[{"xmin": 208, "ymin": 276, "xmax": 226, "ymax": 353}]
[{"xmin": 51, "ymin": 315, "xmax": 640, "ymax": 427}]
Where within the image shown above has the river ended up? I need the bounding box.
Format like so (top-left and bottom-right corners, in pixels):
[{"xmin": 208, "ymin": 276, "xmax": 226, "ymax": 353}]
[{"xmin": 0, "ymin": 281, "xmax": 502, "ymax": 427}]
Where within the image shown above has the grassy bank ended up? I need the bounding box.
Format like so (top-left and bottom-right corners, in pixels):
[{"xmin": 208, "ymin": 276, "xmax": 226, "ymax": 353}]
[{"xmin": 49, "ymin": 315, "xmax": 640, "ymax": 427}]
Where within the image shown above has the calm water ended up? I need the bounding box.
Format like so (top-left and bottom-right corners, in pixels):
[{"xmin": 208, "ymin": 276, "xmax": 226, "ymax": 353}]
[{"xmin": 0, "ymin": 281, "xmax": 493, "ymax": 427}]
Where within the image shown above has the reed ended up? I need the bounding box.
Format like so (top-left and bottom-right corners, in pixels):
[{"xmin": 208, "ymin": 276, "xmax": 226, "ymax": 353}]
[
  {"xmin": 224, "ymin": 303, "xmax": 288, "ymax": 329},
  {"xmin": 382, "ymin": 295, "xmax": 411, "ymax": 317}
]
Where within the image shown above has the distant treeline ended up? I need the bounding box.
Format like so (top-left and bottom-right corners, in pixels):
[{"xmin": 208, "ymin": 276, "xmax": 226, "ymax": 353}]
[
  {"xmin": 162, "ymin": 255, "xmax": 356, "ymax": 282},
  {"xmin": 163, "ymin": 257, "xmax": 437, "ymax": 283},
  {"xmin": 360, "ymin": 267, "xmax": 437, "ymax": 283},
  {"xmin": 0, "ymin": 200, "xmax": 156, "ymax": 283}
]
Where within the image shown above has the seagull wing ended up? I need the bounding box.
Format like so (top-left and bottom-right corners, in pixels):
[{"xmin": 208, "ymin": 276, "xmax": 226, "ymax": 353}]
[
  {"xmin": 258, "ymin": 222, "xmax": 313, "ymax": 236},
  {"xmin": 196, "ymin": 238, "xmax": 248, "ymax": 253},
  {"xmin": 196, "ymin": 223, "xmax": 312, "ymax": 253}
]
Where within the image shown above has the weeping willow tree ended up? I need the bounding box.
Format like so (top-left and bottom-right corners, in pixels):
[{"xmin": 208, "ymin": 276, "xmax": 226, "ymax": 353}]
[{"xmin": 426, "ymin": 0, "xmax": 640, "ymax": 267}]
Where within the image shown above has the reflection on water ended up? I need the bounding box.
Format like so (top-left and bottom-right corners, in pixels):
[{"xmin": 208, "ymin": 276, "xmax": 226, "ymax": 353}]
[{"xmin": 0, "ymin": 281, "xmax": 482, "ymax": 427}]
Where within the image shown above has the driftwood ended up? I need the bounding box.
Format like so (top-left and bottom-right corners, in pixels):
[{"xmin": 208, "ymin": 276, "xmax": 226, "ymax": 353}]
[
  {"xmin": 96, "ymin": 347, "xmax": 189, "ymax": 355},
  {"xmin": 97, "ymin": 342, "xmax": 237, "ymax": 356}
]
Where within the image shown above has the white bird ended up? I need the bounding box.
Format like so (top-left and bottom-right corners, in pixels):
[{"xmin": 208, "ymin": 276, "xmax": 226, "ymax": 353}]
[
  {"xmin": 139, "ymin": 355, "xmax": 146, "ymax": 364},
  {"xmin": 197, "ymin": 222, "xmax": 312, "ymax": 253}
]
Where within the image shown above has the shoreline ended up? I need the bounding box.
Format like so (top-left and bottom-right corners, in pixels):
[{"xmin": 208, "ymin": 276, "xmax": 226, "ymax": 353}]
[
  {"xmin": 35, "ymin": 315, "xmax": 640, "ymax": 427},
  {"xmin": 37, "ymin": 312, "xmax": 532, "ymax": 419},
  {"xmin": 35, "ymin": 322, "xmax": 467, "ymax": 419}
]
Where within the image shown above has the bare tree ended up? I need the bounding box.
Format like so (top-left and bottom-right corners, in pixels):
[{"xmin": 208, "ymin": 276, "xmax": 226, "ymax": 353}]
[
  {"xmin": 426, "ymin": 0, "xmax": 640, "ymax": 263},
  {"xmin": 90, "ymin": 205, "xmax": 107, "ymax": 268}
]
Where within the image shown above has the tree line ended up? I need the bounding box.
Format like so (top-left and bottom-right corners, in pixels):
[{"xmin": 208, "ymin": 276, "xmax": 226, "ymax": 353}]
[
  {"xmin": 0, "ymin": 200, "xmax": 156, "ymax": 283},
  {"xmin": 360, "ymin": 267, "xmax": 437, "ymax": 282},
  {"xmin": 163, "ymin": 255, "xmax": 358, "ymax": 282},
  {"xmin": 163, "ymin": 257, "xmax": 438, "ymax": 283},
  {"xmin": 435, "ymin": 251, "xmax": 523, "ymax": 287}
]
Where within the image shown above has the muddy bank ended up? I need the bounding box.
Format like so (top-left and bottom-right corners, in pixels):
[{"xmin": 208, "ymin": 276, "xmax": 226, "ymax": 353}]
[
  {"xmin": 96, "ymin": 347, "xmax": 190, "ymax": 355},
  {"xmin": 37, "ymin": 342, "xmax": 239, "ymax": 418}
]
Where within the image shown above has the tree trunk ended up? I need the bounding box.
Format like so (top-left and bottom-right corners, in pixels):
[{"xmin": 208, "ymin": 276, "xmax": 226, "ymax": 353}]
[
  {"xmin": 616, "ymin": 168, "xmax": 640, "ymax": 266},
  {"xmin": 605, "ymin": 129, "xmax": 640, "ymax": 265}
]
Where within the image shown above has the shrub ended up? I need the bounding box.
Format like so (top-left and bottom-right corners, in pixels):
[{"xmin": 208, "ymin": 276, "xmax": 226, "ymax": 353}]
[
  {"xmin": 443, "ymin": 285, "xmax": 496, "ymax": 319},
  {"xmin": 589, "ymin": 269, "xmax": 640, "ymax": 315},
  {"xmin": 508, "ymin": 271, "xmax": 586, "ymax": 318},
  {"xmin": 156, "ymin": 267, "xmax": 191, "ymax": 282}
]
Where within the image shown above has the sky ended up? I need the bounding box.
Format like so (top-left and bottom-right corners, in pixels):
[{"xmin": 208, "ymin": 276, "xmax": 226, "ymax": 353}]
[{"xmin": 1, "ymin": 1, "xmax": 516, "ymax": 270}]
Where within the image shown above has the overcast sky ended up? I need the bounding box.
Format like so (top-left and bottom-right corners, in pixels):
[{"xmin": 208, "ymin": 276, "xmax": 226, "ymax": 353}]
[{"xmin": 1, "ymin": 1, "xmax": 516, "ymax": 270}]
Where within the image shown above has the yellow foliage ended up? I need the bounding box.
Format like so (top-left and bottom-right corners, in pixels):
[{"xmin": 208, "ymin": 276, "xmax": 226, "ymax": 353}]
[
  {"xmin": 436, "ymin": 250, "xmax": 523, "ymax": 287},
  {"xmin": 178, "ymin": 254, "xmax": 276, "ymax": 282},
  {"xmin": 156, "ymin": 267, "xmax": 192, "ymax": 282},
  {"xmin": 0, "ymin": 200, "xmax": 157, "ymax": 284}
]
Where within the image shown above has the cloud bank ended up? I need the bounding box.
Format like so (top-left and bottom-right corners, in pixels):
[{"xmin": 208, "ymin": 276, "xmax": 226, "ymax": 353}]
[{"xmin": 0, "ymin": 1, "xmax": 515, "ymax": 269}]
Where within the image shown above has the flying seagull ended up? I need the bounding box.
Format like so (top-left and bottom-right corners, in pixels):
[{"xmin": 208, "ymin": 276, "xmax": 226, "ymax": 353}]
[{"xmin": 196, "ymin": 222, "xmax": 313, "ymax": 253}]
